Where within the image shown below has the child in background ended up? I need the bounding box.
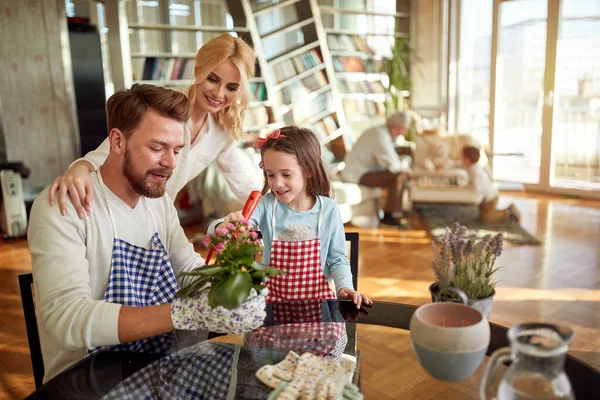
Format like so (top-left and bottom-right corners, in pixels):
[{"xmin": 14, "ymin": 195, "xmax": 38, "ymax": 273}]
[
  {"xmin": 210, "ymin": 126, "xmax": 372, "ymax": 308},
  {"xmin": 462, "ymin": 146, "xmax": 520, "ymax": 223}
]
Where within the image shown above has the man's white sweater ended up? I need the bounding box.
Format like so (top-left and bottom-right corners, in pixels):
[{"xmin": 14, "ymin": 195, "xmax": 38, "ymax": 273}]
[{"xmin": 28, "ymin": 172, "xmax": 203, "ymax": 382}]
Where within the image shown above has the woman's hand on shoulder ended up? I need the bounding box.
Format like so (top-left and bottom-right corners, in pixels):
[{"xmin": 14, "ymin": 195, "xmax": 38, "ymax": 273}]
[
  {"xmin": 48, "ymin": 161, "xmax": 94, "ymax": 219},
  {"xmin": 338, "ymin": 288, "xmax": 373, "ymax": 309}
]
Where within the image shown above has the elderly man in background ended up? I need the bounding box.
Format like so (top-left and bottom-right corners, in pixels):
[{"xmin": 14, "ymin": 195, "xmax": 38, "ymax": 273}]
[{"xmin": 341, "ymin": 111, "xmax": 411, "ymax": 228}]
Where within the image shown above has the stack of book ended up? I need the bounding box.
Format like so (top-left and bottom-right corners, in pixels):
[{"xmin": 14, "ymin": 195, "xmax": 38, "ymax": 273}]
[
  {"xmin": 250, "ymin": 82, "xmax": 267, "ymax": 102},
  {"xmin": 272, "ymin": 49, "xmax": 323, "ymax": 83},
  {"xmin": 284, "ymin": 91, "xmax": 334, "ymax": 125},
  {"xmin": 332, "ymin": 57, "xmax": 385, "ymax": 73},
  {"xmin": 139, "ymin": 57, "xmax": 195, "ymax": 81},
  {"xmin": 337, "ymin": 79, "xmax": 386, "ymax": 94},
  {"xmin": 310, "ymin": 115, "xmax": 339, "ymax": 141},
  {"xmin": 243, "ymin": 107, "xmax": 270, "ymax": 129},
  {"xmin": 327, "ymin": 34, "xmax": 372, "ymax": 53},
  {"xmin": 278, "ymin": 71, "xmax": 328, "ymax": 105},
  {"xmin": 343, "ymin": 99, "xmax": 385, "ymax": 118}
]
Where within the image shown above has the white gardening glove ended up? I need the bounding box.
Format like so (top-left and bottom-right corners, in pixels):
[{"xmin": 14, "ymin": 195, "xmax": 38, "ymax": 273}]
[
  {"xmin": 171, "ymin": 288, "xmax": 266, "ymax": 333},
  {"xmin": 276, "ymin": 352, "xmax": 359, "ymax": 400}
]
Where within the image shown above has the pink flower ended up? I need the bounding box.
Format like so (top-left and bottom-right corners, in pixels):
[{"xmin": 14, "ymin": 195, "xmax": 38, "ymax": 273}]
[
  {"xmin": 239, "ymin": 218, "xmax": 249, "ymax": 225},
  {"xmin": 215, "ymin": 242, "xmax": 225, "ymax": 254},
  {"xmin": 251, "ymin": 231, "xmax": 258, "ymax": 239},
  {"xmin": 203, "ymin": 236, "xmax": 211, "ymax": 247},
  {"xmin": 227, "ymin": 223, "xmax": 235, "ymax": 230},
  {"xmin": 216, "ymin": 227, "xmax": 229, "ymax": 236}
]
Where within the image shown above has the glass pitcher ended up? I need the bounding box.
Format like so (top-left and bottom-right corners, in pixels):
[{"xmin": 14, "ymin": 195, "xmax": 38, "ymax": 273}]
[{"xmin": 480, "ymin": 323, "xmax": 575, "ymax": 400}]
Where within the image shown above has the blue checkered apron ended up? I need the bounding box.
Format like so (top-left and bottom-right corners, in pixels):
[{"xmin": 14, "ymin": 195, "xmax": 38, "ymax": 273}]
[
  {"xmin": 87, "ymin": 180, "xmax": 179, "ymax": 356},
  {"xmin": 102, "ymin": 341, "xmax": 239, "ymax": 400}
]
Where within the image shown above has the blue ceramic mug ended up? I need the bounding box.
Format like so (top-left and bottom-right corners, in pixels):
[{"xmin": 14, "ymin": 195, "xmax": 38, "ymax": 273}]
[{"xmin": 410, "ymin": 295, "xmax": 490, "ymax": 382}]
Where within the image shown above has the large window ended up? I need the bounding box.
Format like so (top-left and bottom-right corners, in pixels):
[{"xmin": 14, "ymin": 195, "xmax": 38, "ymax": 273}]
[
  {"xmin": 551, "ymin": 0, "xmax": 600, "ymax": 190},
  {"xmin": 456, "ymin": 0, "xmax": 492, "ymax": 147},
  {"xmin": 454, "ymin": 0, "xmax": 600, "ymax": 195}
]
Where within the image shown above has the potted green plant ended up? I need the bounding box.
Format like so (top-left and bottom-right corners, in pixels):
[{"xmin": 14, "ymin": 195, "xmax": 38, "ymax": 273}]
[
  {"xmin": 429, "ymin": 222, "xmax": 503, "ymax": 318},
  {"xmin": 177, "ymin": 219, "xmax": 284, "ymax": 310},
  {"xmin": 384, "ymin": 36, "xmax": 421, "ymax": 142}
]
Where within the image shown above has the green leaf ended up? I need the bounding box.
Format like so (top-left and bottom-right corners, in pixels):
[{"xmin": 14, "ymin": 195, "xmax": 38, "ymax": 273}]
[
  {"xmin": 208, "ymin": 270, "xmax": 252, "ymax": 310},
  {"xmin": 240, "ymin": 255, "xmax": 254, "ymax": 267},
  {"xmin": 252, "ymin": 261, "xmax": 286, "ymax": 276},
  {"xmin": 236, "ymin": 243, "xmax": 259, "ymax": 257},
  {"xmin": 177, "ymin": 276, "xmax": 211, "ymax": 298},
  {"xmin": 179, "ymin": 265, "xmax": 227, "ymax": 277}
]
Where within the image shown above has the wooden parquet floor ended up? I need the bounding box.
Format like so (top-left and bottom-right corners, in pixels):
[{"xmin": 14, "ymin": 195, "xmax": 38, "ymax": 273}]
[{"xmin": 1, "ymin": 192, "xmax": 599, "ymax": 399}]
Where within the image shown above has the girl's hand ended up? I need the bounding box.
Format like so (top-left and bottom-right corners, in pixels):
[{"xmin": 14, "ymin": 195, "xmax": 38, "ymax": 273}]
[
  {"xmin": 48, "ymin": 161, "xmax": 94, "ymax": 219},
  {"xmin": 338, "ymin": 288, "xmax": 373, "ymax": 309},
  {"xmin": 215, "ymin": 211, "xmax": 244, "ymax": 230}
]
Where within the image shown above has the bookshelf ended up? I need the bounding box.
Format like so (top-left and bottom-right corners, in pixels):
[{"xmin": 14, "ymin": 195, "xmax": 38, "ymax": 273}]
[
  {"xmin": 235, "ymin": 0, "xmax": 352, "ymax": 161},
  {"xmin": 107, "ymin": 0, "xmax": 409, "ymax": 155},
  {"xmin": 317, "ymin": 1, "xmax": 411, "ymax": 134},
  {"xmin": 121, "ymin": 0, "xmax": 278, "ymax": 141}
]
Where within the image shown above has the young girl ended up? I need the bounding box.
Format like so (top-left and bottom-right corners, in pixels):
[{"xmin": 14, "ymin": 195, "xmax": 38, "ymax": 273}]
[
  {"xmin": 48, "ymin": 33, "xmax": 258, "ymax": 218},
  {"xmin": 210, "ymin": 126, "xmax": 372, "ymax": 308}
]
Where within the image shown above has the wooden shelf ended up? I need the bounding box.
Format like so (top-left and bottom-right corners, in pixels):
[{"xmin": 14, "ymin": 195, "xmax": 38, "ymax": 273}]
[
  {"xmin": 272, "ymin": 63, "xmax": 327, "ymax": 91},
  {"xmin": 254, "ymin": 0, "xmax": 303, "ymax": 17},
  {"xmin": 131, "ymin": 52, "xmax": 196, "ymax": 58},
  {"xmin": 128, "ymin": 23, "xmax": 249, "ymax": 33},
  {"xmin": 339, "ymin": 93, "xmax": 389, "ymax": 102},
  {"xmin": 320, "ymin": 127, "xmax": 345, "ymax": 145},
  {"xmin": 304, "ymin": 107, "xmax": 337, "ymax": 125},
  {"xmin": 325, "ymin": 28, "xmax": 407, "ymax": 38},
  {"xmin": 348, "ymin": 115, "xmax": 383, "ymax": 122},
  {"xmin": 319, "ymin": 7, "xmax": 409, "ymax": 19},
  {"xmin": 248, "ymin": 100, "xmax": 274, "ymax": 108},
  {"xmin": 261, "ymin": 18, "xmax": 315, "ymax": 41},
  {"xmin": 329, "ymin": 50, "xmax": 386, "ymax": 60},
  {"xmin": 244, "ymin": 122, "xmax": 284, "ymax": 132},
  {"xmin": 277, "ymin": 84, "xmax": 333, "ymax": 116},
  {"xmin": 134, "ymin": 79, "xmax": 193, "ymax": 87},
  {"xmin": 267, "ymin": 41, "xmax": 320, "ymax": 64},
  {"xmin": 335, "ymin": 72, "xmax": 387, "ymax": 81}
]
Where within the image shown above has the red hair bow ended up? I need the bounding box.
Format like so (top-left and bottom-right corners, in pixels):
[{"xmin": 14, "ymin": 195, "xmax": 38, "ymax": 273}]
[{"xmin": 257, "ymin": 129, "xmax": 286, "ymax": 149}]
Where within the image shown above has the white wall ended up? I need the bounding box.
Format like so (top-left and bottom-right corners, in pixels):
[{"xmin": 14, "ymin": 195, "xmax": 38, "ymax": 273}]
[{"xmin": 0, "ymin": 0, "xmax": 79, "ymax": 188}]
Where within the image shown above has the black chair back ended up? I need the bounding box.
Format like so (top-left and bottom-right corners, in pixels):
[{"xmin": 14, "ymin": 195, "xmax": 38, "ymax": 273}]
[
  {"xmin": 18, "ymin": 273, "xmax": 45, "ymax": 389},
  {"xmin": 345, "ymin": 232, "xmax": 359, "ymax": 290}
]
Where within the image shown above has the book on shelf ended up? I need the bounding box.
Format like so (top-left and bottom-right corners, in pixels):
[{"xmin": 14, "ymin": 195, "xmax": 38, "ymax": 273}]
[
  {"xmin": 277, "ymin": 71, "xmax": 328, "ymax": 105},
  {"xmin": 337, "ymin": 79, "xmax": 386, "ymax": 94},
  {"xmin": 306, "ymin": 114, "xmax": 339, "ymax": 141},
  {"xmin": 332, "ymin": 57, "xmax": 385, "ymax": 73},
  {"xmin": 342, "ymin": 98, "xmax": 385, "ymax": 118},
  {"xmin": 272, "ymin": 49, "xmax": 323, "ymax": 84},
  {"xmin": 243, "ymin": 106, "xmax": 270, "ymax": 128},
  {"xmin": 327, "ymin": 34, "xmax": 373, "ymax": 53},
  {"xmin": 250, "ymin": 82, "xmax": 267, "ymax": 101},
  {"xmin": 284, "ymin": 91, "xmax": 335, "ymax": 125},
  {"xmin": 139, "ymin": 57, "xmax": 195, "ymax": 81}
]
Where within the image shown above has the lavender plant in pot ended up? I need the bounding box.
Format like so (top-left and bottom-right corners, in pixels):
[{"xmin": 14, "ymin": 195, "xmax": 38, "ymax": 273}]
[{"xmin": 429, "ymin": 222, "xmax": 503, "ymax": 319}]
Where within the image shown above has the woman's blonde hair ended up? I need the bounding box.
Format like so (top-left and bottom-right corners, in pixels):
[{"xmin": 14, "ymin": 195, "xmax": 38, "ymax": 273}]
[{"xmin": 188, "ymin": 33, "xmax": 255, "ymax": 139}]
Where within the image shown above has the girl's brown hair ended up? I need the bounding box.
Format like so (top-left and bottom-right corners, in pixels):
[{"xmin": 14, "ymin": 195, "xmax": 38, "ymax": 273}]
[
  {"xmin": 259, "ymin": 126, "xmax": 333, "ymax": 198},
  {"xmin": 187, "ymin": 33, "xmax": 255, "ymax": 139}
]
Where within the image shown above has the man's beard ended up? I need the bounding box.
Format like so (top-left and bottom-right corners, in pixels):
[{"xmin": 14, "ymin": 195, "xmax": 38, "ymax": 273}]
[{"xmin": 123, "ymin": 149, "xmax": 172, "ymax": 198}]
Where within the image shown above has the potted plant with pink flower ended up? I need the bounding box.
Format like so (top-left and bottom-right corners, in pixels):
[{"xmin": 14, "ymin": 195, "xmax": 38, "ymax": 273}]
[
  {"xmin": 177, "ymin": 219, "xmax": 284, "ymax": 310},
  {"xmin": 429, "ymin": 222, "xmax": 503, "ymax": 318}
]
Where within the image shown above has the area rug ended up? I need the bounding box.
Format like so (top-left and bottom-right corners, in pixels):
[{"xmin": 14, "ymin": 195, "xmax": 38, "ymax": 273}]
[{"xmin": 415, "ymin": 203, "xmax": 541, "ymax": 245}]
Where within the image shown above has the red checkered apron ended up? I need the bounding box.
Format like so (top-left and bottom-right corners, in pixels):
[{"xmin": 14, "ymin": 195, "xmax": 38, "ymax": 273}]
[
  {"xmin": 246, "ymin": 197, "xmax": 346, "ymax": 357},
  {"xmin": 265, "ymin": 196, "xmax": 336, "ymax": 302}
]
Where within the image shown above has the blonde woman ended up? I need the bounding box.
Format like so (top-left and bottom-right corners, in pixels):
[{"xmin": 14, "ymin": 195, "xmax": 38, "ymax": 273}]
[{"xmin": 49, "ymin": 33, "xmax": 258, "ymax": 218}]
